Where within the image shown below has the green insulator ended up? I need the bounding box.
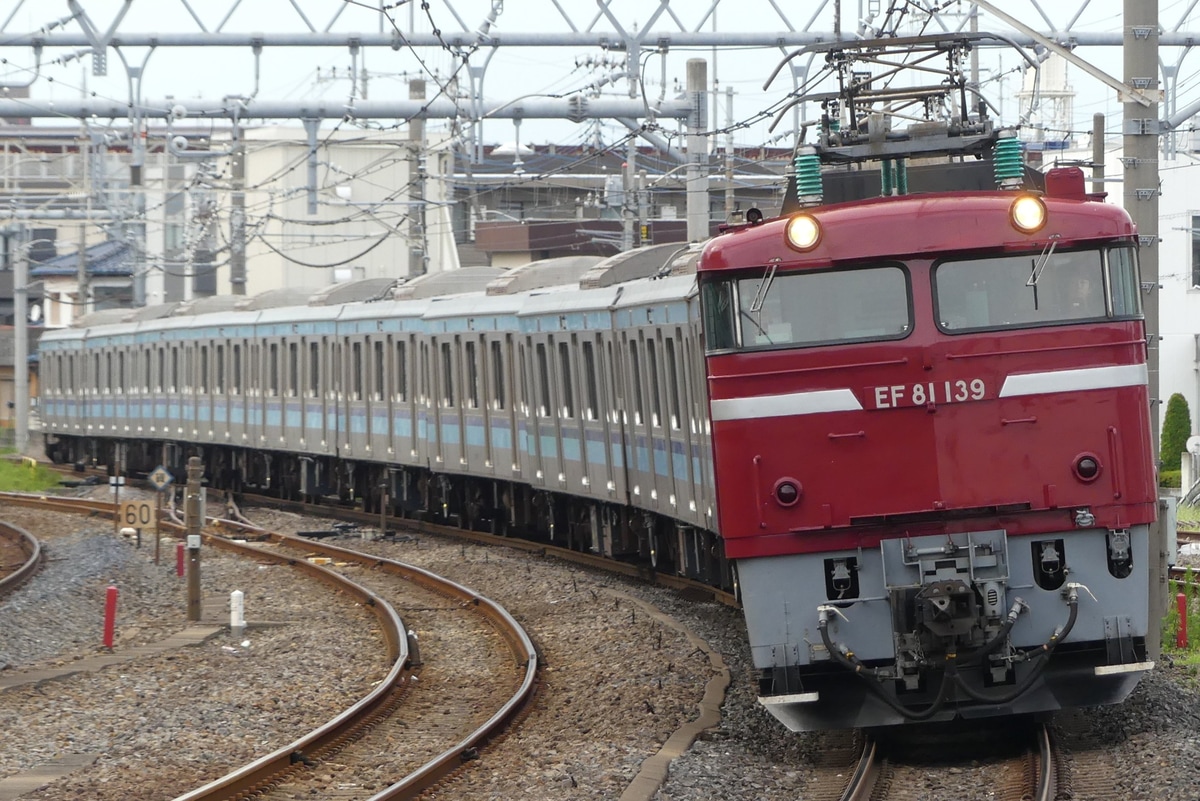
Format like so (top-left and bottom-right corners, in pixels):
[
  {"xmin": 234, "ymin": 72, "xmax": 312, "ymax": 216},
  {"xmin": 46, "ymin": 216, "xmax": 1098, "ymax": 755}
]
[
  {"xmin": 896, "ymin": 157, "xmax": 908, "ymax": 195},
  {"xmin": 994, "ymin": 134, "xmax": 1024, "ymax": 186},
  {"xmin": 880, "ymin": 157, "xmax": 893, "ymax": 196},
  {"xmin": 793, "ymin": 147, "xmax": 823, "ymax": 200}
]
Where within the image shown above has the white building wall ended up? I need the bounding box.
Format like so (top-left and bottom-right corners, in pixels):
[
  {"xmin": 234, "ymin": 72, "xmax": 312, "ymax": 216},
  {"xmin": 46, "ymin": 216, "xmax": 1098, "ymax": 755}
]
[{"xmin": 218, "ymin": 126, "xmax": 456, "ymax": 297}]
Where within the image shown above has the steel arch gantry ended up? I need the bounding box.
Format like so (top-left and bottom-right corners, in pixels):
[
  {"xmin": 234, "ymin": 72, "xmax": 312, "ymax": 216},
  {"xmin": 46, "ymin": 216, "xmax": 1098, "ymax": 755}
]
[{"xmin": 0, "ymin": 1, "xmax": 1197, "ymax": 143}]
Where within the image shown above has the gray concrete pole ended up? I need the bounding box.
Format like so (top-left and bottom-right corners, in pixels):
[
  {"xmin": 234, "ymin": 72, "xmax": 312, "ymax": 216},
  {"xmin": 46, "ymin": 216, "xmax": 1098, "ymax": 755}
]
[
  {"xmin": 686, "ymin": 59, "xmax": 709, "ymax": 244},
  {"xmin": 1092, "ymin": 113, "xmax": 1105, "ymax": 196},
  {"xmin": 1123, "ymin": 0, "xmax": 1165, "ymax": 657},
  {"xmin": 14, "ymin": 234, "xmax": 28, "ymax": 456},
  {"xmin": 230, "ymin": 127, "xmax": 246, "ymax": 295}
]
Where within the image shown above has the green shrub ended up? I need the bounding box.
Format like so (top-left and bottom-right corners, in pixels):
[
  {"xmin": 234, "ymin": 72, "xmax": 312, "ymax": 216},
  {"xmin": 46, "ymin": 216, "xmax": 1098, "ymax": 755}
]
[
  {"xmin": 0, "ymin": 458, "xmax": 62, "ymax": 492},
  {"xmin": 1161, "ymin": 393, "xmax": 1192, "ymax": 471},
  {"xmin": 1161, "ymin": 469, "xmax": 1182, "ymax": 489}
]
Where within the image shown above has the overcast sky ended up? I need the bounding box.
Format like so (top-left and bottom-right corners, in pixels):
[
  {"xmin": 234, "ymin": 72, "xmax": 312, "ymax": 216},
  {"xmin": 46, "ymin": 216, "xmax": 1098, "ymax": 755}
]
[{"xmin": 0, "ymin": 1, "xmax": 1193, "ymax": 149}]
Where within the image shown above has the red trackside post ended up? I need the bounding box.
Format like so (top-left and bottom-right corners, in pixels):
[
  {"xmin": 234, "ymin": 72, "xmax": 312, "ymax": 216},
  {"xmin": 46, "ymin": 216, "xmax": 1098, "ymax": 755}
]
[
  {"xmin": 176, "ymin": 542, "xmax": 185, "ymax": 577},
  {"xmin": 1177, "ymin": 593, "xmax": 1189, "ymax": 649},
  {"xmin": 102, "ymin": 585, "xmax": 118, "ymax": 649}
]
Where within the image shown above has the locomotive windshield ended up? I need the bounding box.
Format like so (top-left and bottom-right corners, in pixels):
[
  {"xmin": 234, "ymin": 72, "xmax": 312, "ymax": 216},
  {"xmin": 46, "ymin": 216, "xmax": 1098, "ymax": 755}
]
[
  {"xmin": 934, "ymin": 245, "xmax": 1141, "ymax": 332},
  {"xmin": 701, "ymin": 264, "xmax": 911, "ymax": 351}
]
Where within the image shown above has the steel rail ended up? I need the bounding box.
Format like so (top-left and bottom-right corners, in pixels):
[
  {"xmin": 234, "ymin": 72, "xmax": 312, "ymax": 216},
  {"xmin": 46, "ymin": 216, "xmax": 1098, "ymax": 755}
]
[
  {"xmin": 0, "ymin": 521, "xmax": 41, "ymax": 596},
  {"xmin": 210, "ymin": 522, "xmax": 542, "ymax": 801},
  {"xmin": 838, "ymin": 735, "xmax": 881, "ymax": 801},
  {"xmin": 239, "ymin": 492, "xmax": 740, "ymax": 608}
]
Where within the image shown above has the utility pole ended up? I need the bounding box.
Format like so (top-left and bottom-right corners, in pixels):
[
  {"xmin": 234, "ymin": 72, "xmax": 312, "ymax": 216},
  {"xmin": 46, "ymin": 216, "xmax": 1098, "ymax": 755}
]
[
  {"xmin": 409, "ymin": 78, "xmax": 428, "ymax": 276},
  {"xmin": 1123, "ymin": 0, "xmax": 1165, "ymax": 656},
  {"xmin": 14, "ymin": 229, "xmax": 28, "ymax": 456},
  {"xmin": 686, "ymin": 59, "xmax": 709, "ymax": 244},
  {"xmin": 230, "ymin": 123, "xmax": 246, "ymax": 295},
  {"xmin": 185, "ymin": 456, "xmax": 204, "ymax": 622}
]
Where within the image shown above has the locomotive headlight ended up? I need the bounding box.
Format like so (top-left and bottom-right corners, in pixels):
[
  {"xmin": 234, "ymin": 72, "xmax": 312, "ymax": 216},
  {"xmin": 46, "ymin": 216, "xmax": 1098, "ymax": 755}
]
[
  {"xmin": 785, "ymin": 214, "xmax": 821, "ymax": 251},
  {"xmin": 1010, "ymin": 194, "xmax": 1047, "ymax": 233},
  {"xmin": 774, "ymin": 478, "xmax": 802, "ymax": 507},
  {"xmin": 1073, "ymin": 453, "xmax": 1102, "ymax": 482}
]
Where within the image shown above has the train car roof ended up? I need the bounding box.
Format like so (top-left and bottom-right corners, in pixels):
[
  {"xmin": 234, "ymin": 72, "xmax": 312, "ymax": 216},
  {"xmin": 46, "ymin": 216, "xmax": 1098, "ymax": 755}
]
[
  {"xmin": 579, "ymin": 243, "xmax": 696, "ymax": 288},
  {"xmin": 309, "ymin": 278, "xmax": 397, "ymax": 306},
  {"xmin": 392, "ymin": 266, "xmax": 504, "ymax": 299},
  {"xmin": 337, "ymin": 296, "xmax": 433, "ymax": 321},
  {"xmin": 234, "ymin": 287, "xmax": 324, "ymax": 309},
  {"xmin": 422, "ymin": 291, "xmax": 523, "ymax": 319},
  {"xmin": 516, "ymin": 284, "xmax": 622, "ymax": 317},
  {"xmin": 611, "ymin": 274, "xmax": 697, "ymax": 308},
  {"xmin": 485, "ymin": 255, "xmax": 604, "ymax": 295},
  {"xmin": 254, "ymin": 303, "xmax": 341, "ymax": 325}
]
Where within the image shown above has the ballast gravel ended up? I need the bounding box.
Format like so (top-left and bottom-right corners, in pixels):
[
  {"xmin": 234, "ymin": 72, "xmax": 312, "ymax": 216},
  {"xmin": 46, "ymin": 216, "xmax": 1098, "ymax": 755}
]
[{"xmin": 1, "ymin": 498, "xmax": 1199, "ymax": 800}]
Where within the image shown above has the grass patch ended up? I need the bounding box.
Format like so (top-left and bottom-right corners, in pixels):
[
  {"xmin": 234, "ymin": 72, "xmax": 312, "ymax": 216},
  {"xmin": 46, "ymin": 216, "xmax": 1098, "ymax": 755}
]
[{"xmin": 0, "ymin": 457, "xmax": 64, "ymax": 492}]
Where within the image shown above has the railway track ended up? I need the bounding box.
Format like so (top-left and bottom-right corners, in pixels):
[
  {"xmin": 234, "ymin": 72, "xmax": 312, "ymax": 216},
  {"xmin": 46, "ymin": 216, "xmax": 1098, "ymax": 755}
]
[
  {"xmin": 803, "ymin": 721, "xmax": 1061, "ymax": 801},
  {"xmin": 0, "ymin": 520, "xmax": 40, "ymax": 597},
  {"xmin": 0, "ymin": 492, "xmax": 539, "ymax": 801}
]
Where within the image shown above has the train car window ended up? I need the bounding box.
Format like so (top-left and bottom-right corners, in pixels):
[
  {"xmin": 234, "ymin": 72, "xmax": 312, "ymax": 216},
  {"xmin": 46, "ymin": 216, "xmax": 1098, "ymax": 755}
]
[
  {"xmin": 117, "ymin": 351, "xmax": 126, "ymax": 393},
  {"xmin": 607, "ymin": 341, "xmax": 619, "ymax": 412},
  {"xmin": 215, "ymin": 345, "xmax": 225, "ymax": 393},
  {"xmin": 935, "ymin": 248, "xmax": 1108, "ymax": 333},
  {"xmin": 351, "ymin": 342, "xmax": 363, "ymax": 401},
  {"xmin": 536, "ymin": 343, "xmax": 551, "ymax": 416},
  {"xmin": 156, "ymin": 349, "xmax": 164, "ymax": 392},
  {"xmin": 646, "ymin": 339, "xmax": 662, "ymax": 427},
  {"xmin": 518, "ymin": 343, "xmax": 529, "ymax": 412},
  {"xmin": 491, "ymin": 339, "xmax": 505, "ymax": 410},
  {"xmin": 372, "ymin": 341, "xmax": 385, "ymax": 401},
  {"xmin": 419, "ymin": 343, "xmax": 429, "ymax": 402},
  {"xmin": 232, "ymin": 344, "xmax": 242, "ymax": 395},
  {"xmin": 104, "ymin": 352, "xmax": 112, "ymax": 393},
  {"xmin": 199, "ymin": 347, "xmax": 208, "ymax": 394},
  {"xmin": 629, "ymin": 340, "xmax": 645, "ymax": 425},
  {"xmin": 558, "ymin": 341, "xmax": 575, "ymax": 418},
  {"xmin": 582, "ymin": 340, "xmax": 599, "ymax": 421},
  {"xmin": 307, "ymin": 342, "xmax": 318, "ymax": 398},
  {"xmin": 465, "ymin": 340, "xmax": 480, "ymax": 408},
  {"xmin": 700, "ymin": 280, "xmax": 737, "ymax": 350},
  {"xmin": 171, "ymin": 347, "xmax": 179, "ymax": 393},
  {"xmin": 440, "ymin": 341, "xmax": 455, "ymax": 407},
  {"xmin": 395, "ymin": 340, "xmax": 408, "ymax": 402},
  {"xmin": 288, "ymin": 343, "xmax": 299, "ymax": 397},
  {"xmin": 1108, "ymin": 246, "xmax": 1142, "ymax": 318},
  {"xmin": 266, "ymin": 343, "xmax": 277, "ymax": 397},
  {"xmin": 666, "ymin": 336, "xmax": 682, "ymax": 431}
]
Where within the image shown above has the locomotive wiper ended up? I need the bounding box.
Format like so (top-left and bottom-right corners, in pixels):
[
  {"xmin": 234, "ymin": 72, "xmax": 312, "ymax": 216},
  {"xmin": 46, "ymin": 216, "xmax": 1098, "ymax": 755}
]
[
  {"xmin": 1025, "ymin": 234, "xmax": 1061, "ymax": 287},
  {"xmin": 749, "ymin": 263, "xmax": 778, "ymax": 313}
]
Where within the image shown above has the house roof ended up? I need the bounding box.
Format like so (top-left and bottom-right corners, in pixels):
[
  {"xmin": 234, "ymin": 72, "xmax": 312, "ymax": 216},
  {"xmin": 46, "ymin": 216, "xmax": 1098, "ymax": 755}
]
[{"xmin": 30, "ymin": 239, "xmax": 133, "ymax": 278}]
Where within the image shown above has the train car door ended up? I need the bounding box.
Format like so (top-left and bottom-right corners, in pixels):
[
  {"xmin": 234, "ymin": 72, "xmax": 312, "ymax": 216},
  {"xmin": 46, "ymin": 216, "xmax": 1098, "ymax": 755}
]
[
  {"xmin": 393, "ymin": 335, "xmax": 416, "ymax": 463},
  {"xmin": 463, "ymin": 335, "xmax": 485, "ymax": 473},
  {"xmin": 212, "ymin": 343, "xmax": 227, "ymax": 443},
  {"xmin": 433, "ymin": 336, "xmax": 464, "ymax": 470},
  {"xmin": 264, "ymin": 340, "xmax": 284, "ymax": 448},
  {"xmin": 368, "ymin": 336, "xmax": 387, "ymax": 459},
  {"xmin": 168, "ymin": 344, "xmax": 183, "ymax": 437},
  {"xmin": 346, "ymin": 337, "xmax": 367, "ymax": 458},
  {"xmin": 417, "ymin": 340, "xmax": 434, "ymax": 467}
]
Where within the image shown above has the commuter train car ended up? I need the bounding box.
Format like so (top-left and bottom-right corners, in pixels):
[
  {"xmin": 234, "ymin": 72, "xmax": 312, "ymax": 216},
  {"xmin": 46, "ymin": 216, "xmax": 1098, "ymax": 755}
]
[
  {"xmin": 38, "ymin": 252, "xmax": 728, "ymax": 595},
  {"xmin": 702, "ymin": 144, "xmax": 1158, "ymax": 729}
]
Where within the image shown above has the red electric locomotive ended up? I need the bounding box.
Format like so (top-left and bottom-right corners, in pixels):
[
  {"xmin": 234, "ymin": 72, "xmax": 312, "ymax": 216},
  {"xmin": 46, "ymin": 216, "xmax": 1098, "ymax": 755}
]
[{"xmin": 701, "ymin": 40, "xmax": 1158, "ymax": 731}]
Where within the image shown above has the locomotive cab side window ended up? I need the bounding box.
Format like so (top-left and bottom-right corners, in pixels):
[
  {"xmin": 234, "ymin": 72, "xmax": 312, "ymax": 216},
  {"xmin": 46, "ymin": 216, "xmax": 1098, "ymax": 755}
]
[{"xmin": 701, "ymin": 264, "xmax": 911, "ymax": 351}]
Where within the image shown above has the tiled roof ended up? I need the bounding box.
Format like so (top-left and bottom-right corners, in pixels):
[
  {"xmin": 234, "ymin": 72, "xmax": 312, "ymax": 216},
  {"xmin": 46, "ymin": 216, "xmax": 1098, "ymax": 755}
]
[{"xmin": 30, "ymin": 239, "xmax": 133, "ymax": 277}]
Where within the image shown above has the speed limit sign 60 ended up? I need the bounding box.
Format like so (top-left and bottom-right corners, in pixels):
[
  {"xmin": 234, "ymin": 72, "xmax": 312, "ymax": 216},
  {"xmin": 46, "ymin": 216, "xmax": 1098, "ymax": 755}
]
[{"xmin": 120, "ymin": 500, "xmax": 154, "ymax": 528}]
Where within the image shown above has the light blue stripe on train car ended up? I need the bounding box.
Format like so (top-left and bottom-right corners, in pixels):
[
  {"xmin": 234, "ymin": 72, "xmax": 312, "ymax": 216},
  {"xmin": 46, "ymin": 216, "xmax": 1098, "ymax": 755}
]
[{"xmin": 561, "ymin": 434, "xmax": 580, "ymax": 461}]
